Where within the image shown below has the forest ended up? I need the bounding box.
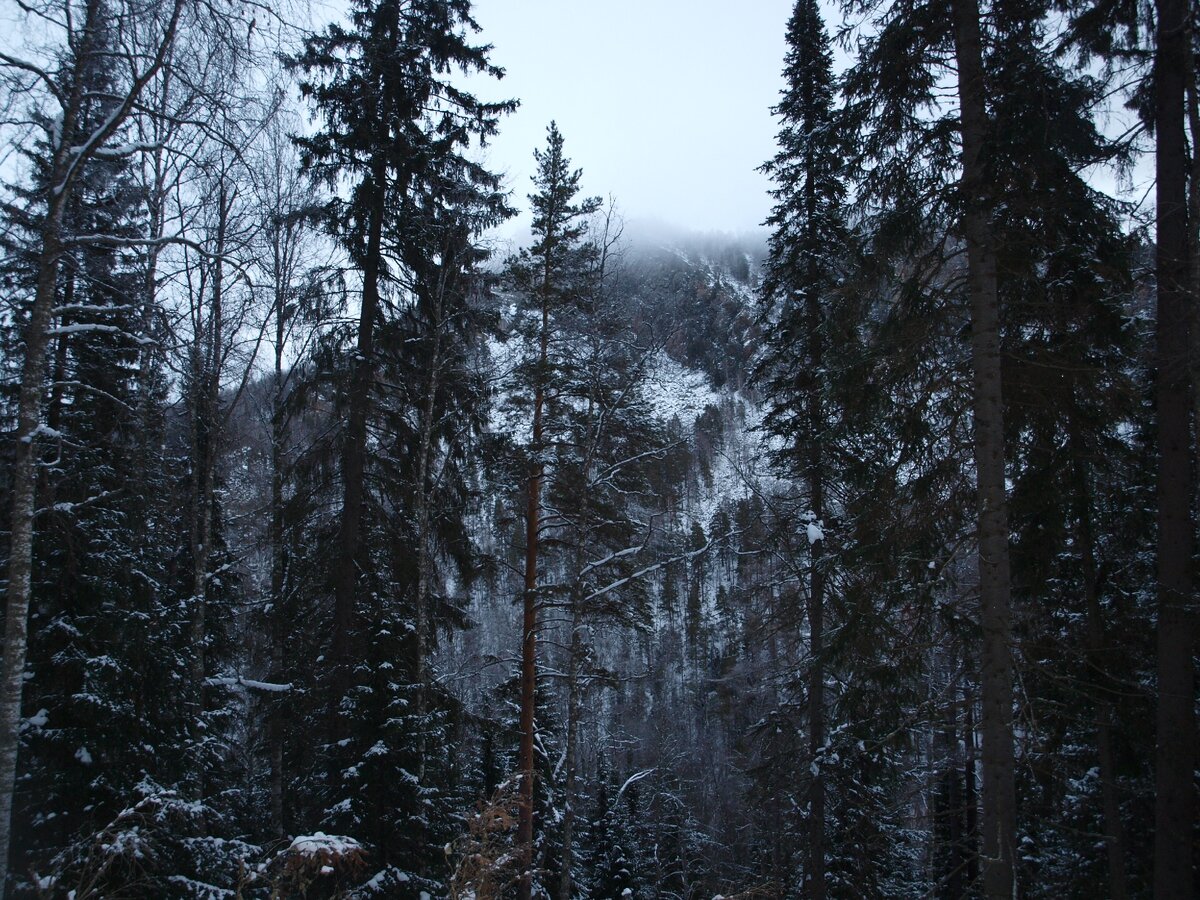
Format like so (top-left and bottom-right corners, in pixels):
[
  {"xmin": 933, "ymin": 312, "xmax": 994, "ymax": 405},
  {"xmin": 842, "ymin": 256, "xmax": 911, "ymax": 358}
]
[{"xmin": 0, "ymin": 0, "xmax": 1195, "ymax": 896}]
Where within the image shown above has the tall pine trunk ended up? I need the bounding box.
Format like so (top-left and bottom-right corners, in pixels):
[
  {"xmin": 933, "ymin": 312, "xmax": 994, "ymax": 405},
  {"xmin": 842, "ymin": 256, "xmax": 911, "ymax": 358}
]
[
  {"xmin": 330, "ymin": 163, "xmax": 386, "ymax": 690},
  {"xmin": 1152, "ymin": 0, "xmax": 1196, "ymax": 894},
  {"xmin": 950, "ymin": 0, "xmax": 1018, "ymax": 894},
  {"xmin": 518, "ymin": 291, "xmax": 549, "ymax": 900},
  {"xmin": 559, "ymin": 425, "xmax": 595, "ymax": 900},
  {"xmin": 1069, "ymin": 452, "xmax": 1128, "ymax": 899}
]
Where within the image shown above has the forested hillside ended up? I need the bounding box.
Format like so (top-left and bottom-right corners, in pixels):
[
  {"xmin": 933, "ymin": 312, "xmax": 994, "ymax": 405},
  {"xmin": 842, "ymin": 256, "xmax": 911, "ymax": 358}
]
[{"xmin": 0, "ymin": 0, "xmax": 1195, "ymax": 897}]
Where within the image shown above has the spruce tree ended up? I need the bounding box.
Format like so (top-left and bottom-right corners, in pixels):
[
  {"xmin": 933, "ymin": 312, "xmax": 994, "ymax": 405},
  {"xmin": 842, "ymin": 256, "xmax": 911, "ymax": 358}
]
[
  {"xmin": 837, "ymin": 0, "xmax": 1149, "ymax": 890},
  {"xmin": 288, "ymin": 0, "xmax": 513, "ymax": 891},
  {"xmin": 989, "ymin": 31, "xmax": 1145, "ymax": 892},
  {"xmin": 336, "ymin": 188, "xmax": 506, "ymax": 892},
  {"xmin": 757, "ymin": 1, "xmax": 849, "ymax": 893},
  {"xmin": 289, "ymin": 0, "xmax": 513, "ymax": 709},
  {"xmin": 1056, "ymin": 37, "xmax": 1196, "ymax": 856}
]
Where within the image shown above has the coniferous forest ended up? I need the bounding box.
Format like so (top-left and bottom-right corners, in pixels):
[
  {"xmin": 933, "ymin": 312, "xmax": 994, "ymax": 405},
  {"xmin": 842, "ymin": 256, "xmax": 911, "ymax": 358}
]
[{"xmin": 0, "ymin": 0, "xmax": 1196, "ymax": 896}]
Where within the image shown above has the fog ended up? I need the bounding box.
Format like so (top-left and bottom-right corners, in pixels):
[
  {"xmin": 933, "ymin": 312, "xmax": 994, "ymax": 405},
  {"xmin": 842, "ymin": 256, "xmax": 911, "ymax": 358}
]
[{"xmin": 466, "ymin": 0, "xmax": 796, "ymax": 236}]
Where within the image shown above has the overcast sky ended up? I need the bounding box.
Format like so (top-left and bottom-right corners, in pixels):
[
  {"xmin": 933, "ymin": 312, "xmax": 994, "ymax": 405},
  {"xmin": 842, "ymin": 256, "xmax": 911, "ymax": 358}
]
[{"xmin": 464, "ymin": 0, "xmax": 797, "ymax": 237}]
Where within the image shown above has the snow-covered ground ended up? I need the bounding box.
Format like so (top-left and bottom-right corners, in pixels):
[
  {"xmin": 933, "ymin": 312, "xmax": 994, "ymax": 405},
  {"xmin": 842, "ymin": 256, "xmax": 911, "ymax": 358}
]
[{"xmin": 640, "ymin": 349, "xmax": 722, "ymax": 428}]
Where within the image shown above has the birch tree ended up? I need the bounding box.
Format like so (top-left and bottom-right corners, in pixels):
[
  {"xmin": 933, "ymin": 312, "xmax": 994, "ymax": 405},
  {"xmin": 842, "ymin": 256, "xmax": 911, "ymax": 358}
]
[{"xmin": 0, "ymin": 0, "xmax": 184, "ymax": 891}]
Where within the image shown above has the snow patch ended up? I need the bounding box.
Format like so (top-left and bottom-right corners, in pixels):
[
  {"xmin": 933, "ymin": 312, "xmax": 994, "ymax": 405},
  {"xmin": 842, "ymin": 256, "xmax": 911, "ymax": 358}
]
[
  {"xmin": 642, "ymin": 351, "xmax": 720, "ymax": 427},
  {"xmin": 286, "ymin": 832, "xmax": 364, "ymax": 858},
  {"xmin": 25, "ymin": 708, "xmax": 49, "ymax": 730}
]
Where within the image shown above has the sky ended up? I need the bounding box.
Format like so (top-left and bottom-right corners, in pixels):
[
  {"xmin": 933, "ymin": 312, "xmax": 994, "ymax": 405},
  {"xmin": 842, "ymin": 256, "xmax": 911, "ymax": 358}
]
[{"xmin": 463, "ymin": 0, "xmax": 798, "ymax": 237}]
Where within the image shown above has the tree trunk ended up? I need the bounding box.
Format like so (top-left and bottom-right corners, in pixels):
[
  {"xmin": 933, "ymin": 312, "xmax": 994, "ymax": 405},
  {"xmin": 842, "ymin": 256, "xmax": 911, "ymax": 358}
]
[
  {"xmin": 269, "ymin": 257, "xmax": 288, "ymax": 839},
  {"xmin": 933, "ymin": 675, "xmax": 966, "ymax": 900},
  {"xmin": 45, "ymin": 278, "xmax": 73, "ymax": 444},
  {"xmin": 1187, "ymin": 19, "xmax": 1200, "ymax": 500},
  {"xmin": 559, "ymin": 429, "xmax": 595, "ymax": 900},
  {"xmin": 1069, "ymin": 455, "xmax": 1127, "ymax": 899},
  {"xmin": 803, "ymin": 99, "xmax": 827, "ymax": 900},
  {"xmin": 950, "ymin": 0, "xmax": 1018, "ymax": 895},
  {"xmin": 187, "ymin": 183, "xmax": 227, "ymax": 781},
  {"xmin": 806, "ymin": 543, "xmax": 826, "ymax": 900},
  {"xmin": 804, "ymin": 318, "xmax": 827, "ymax": 899},
  {"xmin": 0, "ymin": 213, "xmax": 67, "ymax": 900},
  {"xmin": 964, "ymin": 683, "xmax": 979, "ymax": 891},
  {"xmin": 134, "ymin": 65, "xmax": 169, "ymax": 519},
  {"xmin": 947, "ymin": 711, "xmax": 965, "ymax": 900},
  {"xmin": 558, "ymin": 609, "xmax": 583, "ymax": 900},
  {"xmin": 1152, "ymin": 0, "xmax": 1196, "ymax": 894},
  {"xmin": 330, "ymin": 163, "xmax": 386, "ymax": 695},
  {"xmin": 40, "ymin": 278, "xmax": 74, "ymax": 513},
  {"xmin": 0, "ymin": 2, "xmax": 179, "ymax": 888},
  {"xmin": 0, "ymin": 7, "xmax": 96, "ymax": 883},
  {"xmin": 518, "ymin": 292, "xmax": 549, "ymax": 900},
  {"xmin": 412, "ymin": 270, "xmax": 445, "ymax": 783}
]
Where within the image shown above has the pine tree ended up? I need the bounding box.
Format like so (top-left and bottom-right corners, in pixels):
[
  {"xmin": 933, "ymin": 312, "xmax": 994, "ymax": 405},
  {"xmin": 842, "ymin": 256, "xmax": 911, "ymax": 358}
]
[
  {"xmin": 503, "ymin": 121, "xmax": 600, "ymax": 899},
  {"xmin": 549, "ymin": 254, "xmax": 666, "ymax": 897}
]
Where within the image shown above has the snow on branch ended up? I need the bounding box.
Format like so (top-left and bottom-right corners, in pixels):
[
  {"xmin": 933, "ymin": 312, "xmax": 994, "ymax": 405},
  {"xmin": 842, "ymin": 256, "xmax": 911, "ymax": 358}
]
[
  {"xmin": 19, "ymin": 424, "xmax": 63, "ymax": 444},
  {"xmin": 51, "ymin": 0, "xmax": 187, "ymax": 198},
  {"xmin": 46, "ymin": 323, "xmax": 154, "ymax": 344},
  {"xmin": 579, "ymin": 544, "xmax": 641, "ymax": 578},
  {"xmin": 583, "ymin": 528, "xmax": 739, "ymax": 604},
  {"xmin": 35, "ymin": 489, "xmax": 124, "ymax": 519},
  {"xmin": 589, "ymin": 440, "xmax": 683, "ymax": 489},
  {"xmin": 91, "ymin": 140, "xmax": 164, "ymax": 159},
  {"xmin": 274, "ymin": 832, "xmax": 368, "ymax": 893},
  {"xmin": 50, "ymin": 380, "xmax": 136, "ymax": 413},
  {"xmin": 612, "ymin": 768, "xmax": 656, "ymax": 807},
  {"xmin": 206, "ymin": 674, "xmax": 293, "ymax": 693},
  {"xmin": 0, "ymin": 51, "xmax": 66, "ymax": 104},
  {"xmin": 51, "ymin": 303, "xmax": 138, "ymax": 316}
]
